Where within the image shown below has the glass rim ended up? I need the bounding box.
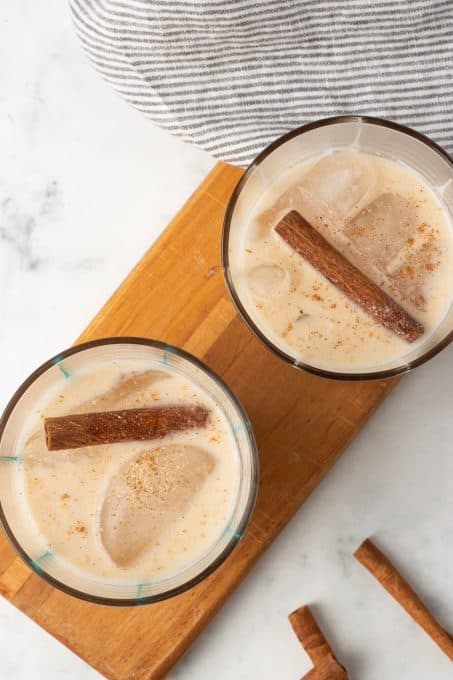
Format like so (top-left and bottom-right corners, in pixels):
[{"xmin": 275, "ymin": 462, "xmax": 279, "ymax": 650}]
[
  {"xmin": 222, "ymin": 114, "xmax": 453, "ymax": 381},
  {"xmin": 0, "ymin": 336, "xmax": 259, "ymax": 606}
]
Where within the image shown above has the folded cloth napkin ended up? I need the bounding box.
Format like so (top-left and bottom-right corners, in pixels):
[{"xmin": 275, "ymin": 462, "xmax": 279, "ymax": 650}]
[{"xmin": 70, "ymin": 0, "xmax": 453, "ymax": 166}]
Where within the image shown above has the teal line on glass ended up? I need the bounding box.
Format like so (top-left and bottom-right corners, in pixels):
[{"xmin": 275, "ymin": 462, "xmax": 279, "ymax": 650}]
[
  {"xmin": 224, "ymin": 525, "xmax": 242, "ymax": 540},
  {"xmin": 231, "ymin": 420, "xmax": 252, "ymax": 436},
  {"xmin": 161, "ymin": 346, "xmax": 172, "ymax": 366},
  {"xmin": 31, "ymin": 549, "xmax": 54, "ymax": 572},
  {"xmin": 53, "ymin": 356, "xmax": 71, "ymax": 379},
  {"xmin": 0, "ymin": 455, "xmax": 19, "ymax": 463}
]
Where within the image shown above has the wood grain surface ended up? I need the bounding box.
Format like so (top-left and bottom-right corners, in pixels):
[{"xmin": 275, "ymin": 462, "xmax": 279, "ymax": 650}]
[{"xmin": 0, "ymin": 162, "xmax": 396, "ymax": 679}]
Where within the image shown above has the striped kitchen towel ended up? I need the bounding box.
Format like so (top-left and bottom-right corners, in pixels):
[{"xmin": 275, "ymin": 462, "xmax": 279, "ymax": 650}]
[{"xmin": 70, "ymin": 0, "xmax": 453, "ymax": 166}]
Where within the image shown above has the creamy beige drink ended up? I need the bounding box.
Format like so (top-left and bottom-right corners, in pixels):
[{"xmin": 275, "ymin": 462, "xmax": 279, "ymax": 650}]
[
  {"xmin": 18, "ymin": 359, "xmax": 239, "ymax": 582},
  {"xmin": 232, "ymin": 151, "xmax": 453, "ymax": 371}
]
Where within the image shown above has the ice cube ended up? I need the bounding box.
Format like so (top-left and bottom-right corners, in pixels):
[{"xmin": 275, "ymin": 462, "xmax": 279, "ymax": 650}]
[
  {"xmin": 247, "ymin": 263, "xmax": 289, "ymax": 298},
  {"xmin": 256, "ymin": 151, "xmax": 376, "ymax": 240},
  {"xmin": 300, "ymin": 151, "xmax": 377, "ymax": 222},
  {"xmin": 345, "ymin": 193, "xmax": 441, "ymax": 310},
  {"xmin": 345, "ymin": 193, "xmax": 420, "ymax": 270},
  {"xmin": 387, "ymin": 223, "xmax": 442, "ymax": 311},
  {"xmin": 99, "ymin": 444, "xmax": 215, "ymax": 567},
  {"xmin": 78, "ymin": 369, "xmax": 169, "ymax": 413},
  {"xmin": 254, "ymin": 184, "xmax": 315, "ymax": 240}
]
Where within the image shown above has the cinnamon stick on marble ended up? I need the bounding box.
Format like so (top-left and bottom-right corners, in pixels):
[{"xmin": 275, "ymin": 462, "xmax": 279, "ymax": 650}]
[
  {"xmin": 275, "ymin": 211, "xmax": 424, "ymax": 342},
  {"xmin": 44, "ymin": 405, "xmax": 209, "ymax": 451},
  {"xmin": 303, "ymin": 657, "xmax": 348, "ymax": 680},
  {"xmin": 289, "ymin": 606, "xmax": 348, "ymax": 679},
  {"xmin": 354, "ymin": 539, "xmax": 453, "ymax": 662}
]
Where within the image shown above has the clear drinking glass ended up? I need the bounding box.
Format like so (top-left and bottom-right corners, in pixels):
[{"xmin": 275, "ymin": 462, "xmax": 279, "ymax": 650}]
[
  {"xmin": 0, "ymin": 338, "xmax": 258, "ymax": 605},
  {"xmin": 222, "ymin": 116, "xmax": 453, "ymax": 380}
]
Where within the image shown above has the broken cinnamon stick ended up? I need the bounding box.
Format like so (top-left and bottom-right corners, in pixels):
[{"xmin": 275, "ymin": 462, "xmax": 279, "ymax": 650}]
[
  {"xmin": 354, "ymin": 539, "xmax": 453, "ymax": 662},
  {"xmin": 275, "ymin": 211, "xmax": 424, "ymax": 342},
  {"xmin": 303, "ymin": 656, "xmax": 348, "ymax": 680},
  {"xmin": 289, "ymin": 605, "xmax": 348, "ymax": 679},
  {"xmin": 44, "ymin": 405, "xmax": 209, "ymax": 451}
]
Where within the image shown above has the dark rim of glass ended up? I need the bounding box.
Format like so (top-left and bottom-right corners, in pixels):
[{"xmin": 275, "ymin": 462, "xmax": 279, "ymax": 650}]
[
  {"xmin": 0, "ymin": 337, "xmax": 259, "ymax": 606},
  {"xmin": 222, "ymin": 115, "xmax": 453, "ymax": 381}
]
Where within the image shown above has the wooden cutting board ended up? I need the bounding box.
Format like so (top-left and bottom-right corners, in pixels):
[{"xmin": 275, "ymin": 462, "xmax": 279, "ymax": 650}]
[{"xmin": 0, "ymin": 162, "xmax": 395, "ymax": 679}]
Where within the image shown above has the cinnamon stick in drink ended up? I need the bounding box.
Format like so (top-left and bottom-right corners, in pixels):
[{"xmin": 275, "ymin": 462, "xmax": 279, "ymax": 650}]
[
  {"xmin": 354, "ymin": 539, "xmax": 453, "ymax": 662},
  {"xmin": 275, "ymin": 211, "xmax": 424, "ymax": 342},
  {"xmin": 289, "ymin": 605, "xmax": 348, "ymax": 679},
  {"xmin": 44, "ymin": 405, "xmax": 209, "ymax": 451}
]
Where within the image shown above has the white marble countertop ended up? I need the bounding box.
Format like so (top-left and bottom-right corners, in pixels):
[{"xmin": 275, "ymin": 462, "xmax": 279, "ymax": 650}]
[{"xmin": 1, "ymin": 4, "xmax": 453, "ymax": 680}]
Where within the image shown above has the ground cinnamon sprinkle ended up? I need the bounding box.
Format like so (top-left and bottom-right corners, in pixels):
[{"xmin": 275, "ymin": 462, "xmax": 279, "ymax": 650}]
[
  {"xmin": 123, "ymin": 450, "xmax": 178, "ymax": 506},
  {"xmin": 61, "ymin": 493, "xmax": 70, "ymax": 501},
  {"xmin": 282, "ymin": 321, "xmax": 293, "ymax": 338},
  {"xmin": 404, "ymin": 265, "xmax": 414, "ymax": 278},
  {"xmin": 310, "ymin": 329, "xmax": 326, "ymax": 341}
]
